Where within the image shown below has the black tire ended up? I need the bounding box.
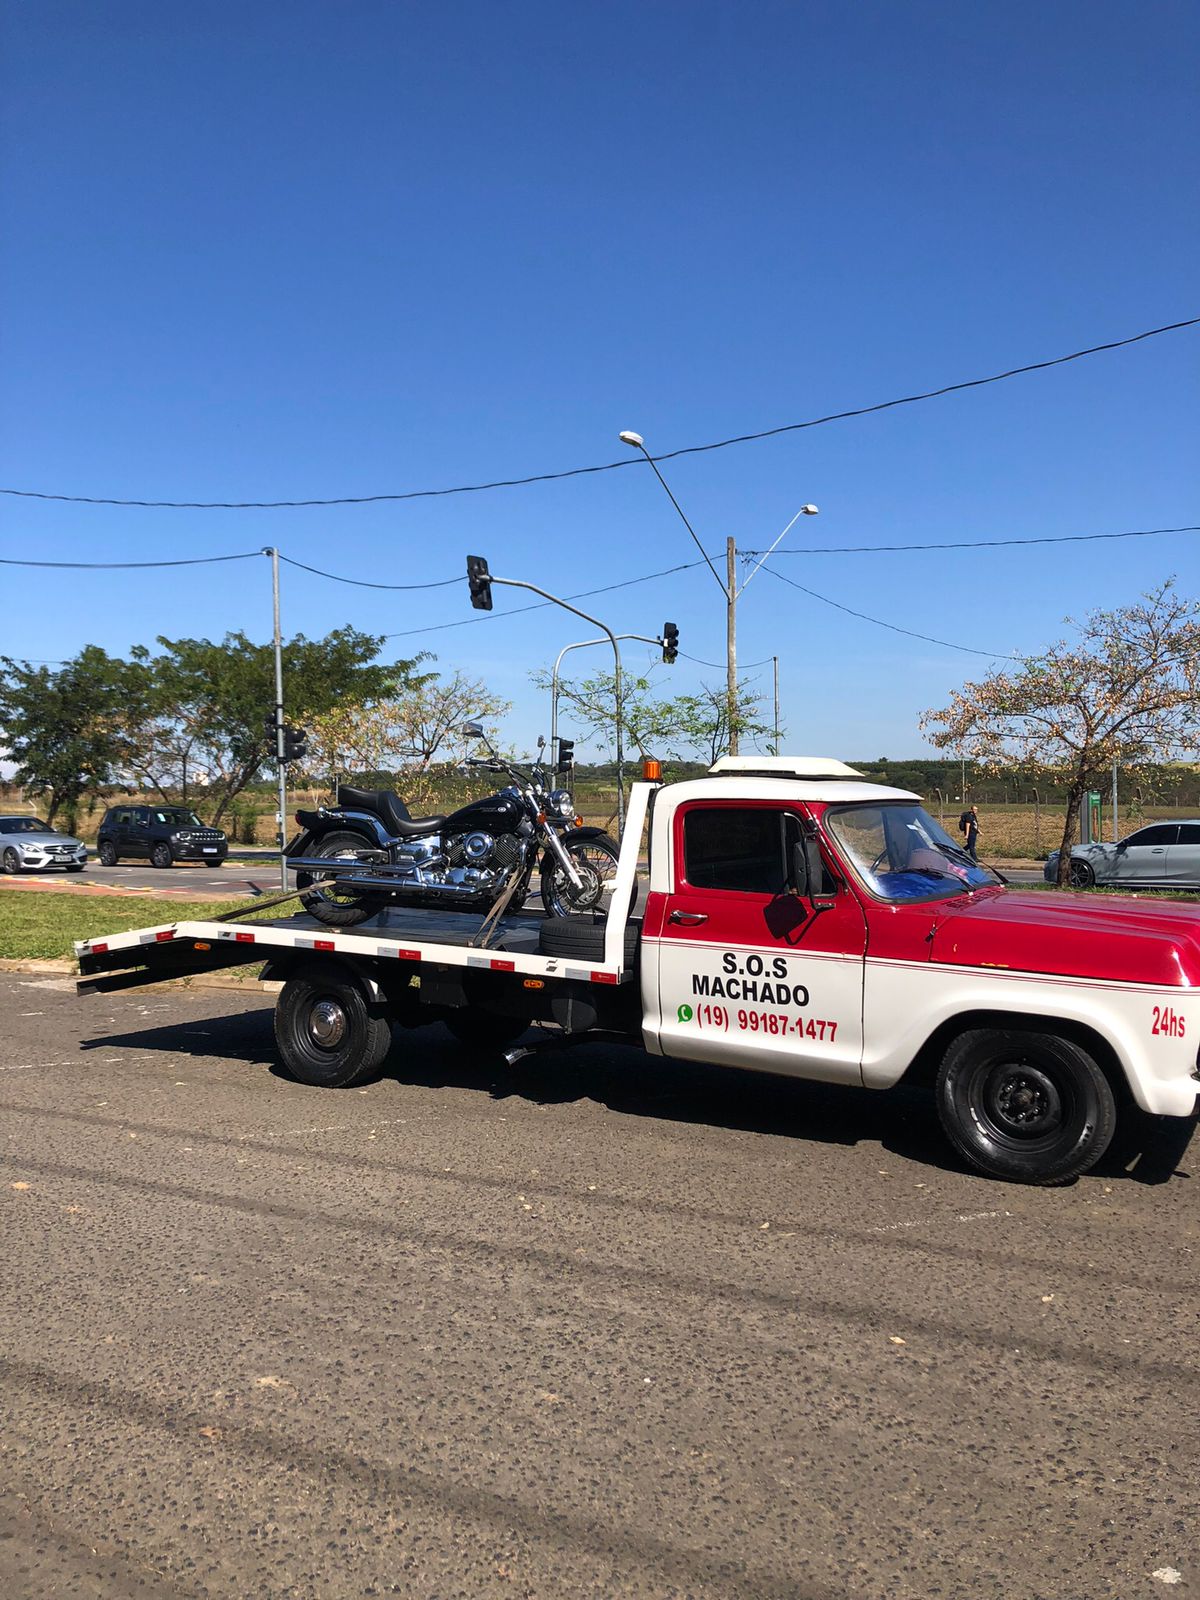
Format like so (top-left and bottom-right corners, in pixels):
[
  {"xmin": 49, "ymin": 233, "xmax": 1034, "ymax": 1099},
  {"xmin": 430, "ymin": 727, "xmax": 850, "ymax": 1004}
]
[
  {"xmin": 538, "ymin": 915, "xmax": 641, "ymax": 965},
  {"xmin": 274, "ymin": 965, "xmax": 393, "ymax": 1088},
  {"xmin": 444, "ymin": 1010, "xmax": 531, "ymax": 1049},
  {"xmin": 203, "ymin": 860, "xmax": 223, "ymax": 869},
  {"xmin": 936, "ymin": 1026, "xmax": 1117, "ymax": 1184},
  {"xmin": 1068, "ymin": 858, "xmax": 1095, "ymax": 888},
  {"xmin": 97, "ymin": 840, "xmax": 119, "ymax": 867},
  {"xmin": 297, "ymin": 829, "xmax": 387, "ymax": 929},
  {"xmin": 2, "ymin": 847, "xmax": 23, "ymax": 875},
  {"xmin": 541, "ymin": 833, "xmax": 629, "ymax": 918},
  {"xmin": 66, "ymin": 864, "xmax": 85, "ymax": 873},
  {"xmin": 150, "ymin": 841, "xmax": 173, "ymax": 869}
]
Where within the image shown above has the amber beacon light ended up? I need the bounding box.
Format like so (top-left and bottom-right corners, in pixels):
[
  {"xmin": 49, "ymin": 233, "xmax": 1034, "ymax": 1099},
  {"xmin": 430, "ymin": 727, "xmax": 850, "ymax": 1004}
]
[{"xmin": 642, "ymin": 758, "xmax": 663, "ymax": 781}]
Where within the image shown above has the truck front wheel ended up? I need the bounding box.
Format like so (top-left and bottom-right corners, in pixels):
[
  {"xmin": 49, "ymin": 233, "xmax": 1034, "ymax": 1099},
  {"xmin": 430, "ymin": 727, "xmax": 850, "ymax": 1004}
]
[
  {"xmin": 936, "ymin": 1027, "xmax": 1116, "ymax": 1185},
  {"xmin": 274, "ymin": 965, "xmax": 393, "ymax": 1088}
]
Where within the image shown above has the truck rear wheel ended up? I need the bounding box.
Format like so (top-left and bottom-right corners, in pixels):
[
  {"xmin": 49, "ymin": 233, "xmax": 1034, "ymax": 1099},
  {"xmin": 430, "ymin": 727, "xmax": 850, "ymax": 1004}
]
[
  {"xmin": 936, "ymin": 1026, "xmax": 1116, "ymax": 1184},
  {"xmin": 274, "ymin": 964, "xmax": 393, "ymax": 1088}
]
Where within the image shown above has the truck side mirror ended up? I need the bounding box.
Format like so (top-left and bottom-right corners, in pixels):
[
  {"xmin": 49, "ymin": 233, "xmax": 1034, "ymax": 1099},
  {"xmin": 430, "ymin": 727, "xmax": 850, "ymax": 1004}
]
[{"xmin": 794, "ymin": 835, "xmax": 836, "ymax": 910}]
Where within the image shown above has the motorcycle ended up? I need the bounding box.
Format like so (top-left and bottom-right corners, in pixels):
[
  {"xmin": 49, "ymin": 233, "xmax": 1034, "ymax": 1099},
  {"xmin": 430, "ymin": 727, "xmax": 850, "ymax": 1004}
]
[{"xmin": 287, "ymin": 721, "xmax": 623, "ymax": 929}]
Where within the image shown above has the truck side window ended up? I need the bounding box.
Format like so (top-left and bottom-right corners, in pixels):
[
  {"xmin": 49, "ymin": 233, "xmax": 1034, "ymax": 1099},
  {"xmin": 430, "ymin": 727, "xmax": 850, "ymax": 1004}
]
[{"xmin": 683, "ymin": 808, "xmax": 792, "ymax": 895}]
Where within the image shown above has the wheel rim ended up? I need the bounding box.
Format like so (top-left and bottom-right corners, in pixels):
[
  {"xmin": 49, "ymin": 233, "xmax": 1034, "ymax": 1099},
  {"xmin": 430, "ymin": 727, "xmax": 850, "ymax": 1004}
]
[
  {"xmin": 1069, "ymin": 861, "xmax": 1092, "ymax": 887},
  {"xmin": 3, "ymin": 849, "xmax": 18, "ymax": 873},
  {"xmin": 304, "ymin": 844, "xmax": 370, "ymax": 908},
  {"xmin": 307, "ymin": 998, "xmax": 347, "ymax": 1049},
  {"xmin": 548, "ymin": 843, "xmax": 617, "ymax": 914},
  {"xmin": 153, "ymin": 846, "xmax": 170, "ymax": 867},
  {"xmin": 976, "ymin": 1058, "xmax": 1071, "ymax": 1149}
]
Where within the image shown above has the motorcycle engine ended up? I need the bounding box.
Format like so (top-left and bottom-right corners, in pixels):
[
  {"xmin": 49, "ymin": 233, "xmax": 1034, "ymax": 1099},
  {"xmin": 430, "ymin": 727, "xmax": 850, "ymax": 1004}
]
[{"xmin": 447, "ymin": 831, "xmax": 494, "ymax": 867}]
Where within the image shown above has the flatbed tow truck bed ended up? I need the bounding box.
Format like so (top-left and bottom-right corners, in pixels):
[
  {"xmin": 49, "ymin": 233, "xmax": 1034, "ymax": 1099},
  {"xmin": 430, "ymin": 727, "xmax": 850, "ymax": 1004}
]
[{"xmin": 75, "ymin": 903, "xmax": 634, "ymax": 991}]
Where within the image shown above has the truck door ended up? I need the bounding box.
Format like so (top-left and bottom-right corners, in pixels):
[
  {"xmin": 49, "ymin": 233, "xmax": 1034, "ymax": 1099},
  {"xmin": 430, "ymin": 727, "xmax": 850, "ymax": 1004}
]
[{"xmin": 651, "ymin": 800, "xmax": 868, "ymax": 1083}]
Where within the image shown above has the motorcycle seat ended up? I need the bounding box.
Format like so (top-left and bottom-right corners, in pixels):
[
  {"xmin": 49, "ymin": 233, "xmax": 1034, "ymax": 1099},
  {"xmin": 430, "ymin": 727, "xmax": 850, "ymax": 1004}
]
[{"xmin": 337, "ymin": 784, "xmax": 446, "ymax": 837}]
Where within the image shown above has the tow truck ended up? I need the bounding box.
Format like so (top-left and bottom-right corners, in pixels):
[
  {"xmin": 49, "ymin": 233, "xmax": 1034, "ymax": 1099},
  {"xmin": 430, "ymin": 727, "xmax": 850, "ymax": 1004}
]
[{"xmin": 76, "ymin": 757, "xmax": 1200, "ymax": 1185}]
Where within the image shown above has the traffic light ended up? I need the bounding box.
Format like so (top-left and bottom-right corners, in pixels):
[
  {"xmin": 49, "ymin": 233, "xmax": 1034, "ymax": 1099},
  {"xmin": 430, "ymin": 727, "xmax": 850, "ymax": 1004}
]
[
  {"xmin": 557, "ymin": 737, "xmax": 575, "ymax": 772},
  {"xmin": 662, "ymin": 621, "xmax": 679, "ymax": 664},
  {"xmin": 263, "ymin": 711, "xmax": 280, "ymax": 745},
  {"xmin": 467, "ymin": 554, "xmax": 493, "ymax": 611},
  {"xmin": 282, "ymin": 725, "xmax": 307, "ymax": 764}
]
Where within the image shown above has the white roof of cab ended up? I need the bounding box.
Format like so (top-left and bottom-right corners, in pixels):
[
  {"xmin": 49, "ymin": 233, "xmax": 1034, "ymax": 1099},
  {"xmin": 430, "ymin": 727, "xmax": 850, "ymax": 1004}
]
[
  {"xmin": 663, "ymin": 775, "xmax": 921, "ymax": 807},
  {"xmin": 709, "ymin": 756, "xmax": 865, "ymax": 779}
]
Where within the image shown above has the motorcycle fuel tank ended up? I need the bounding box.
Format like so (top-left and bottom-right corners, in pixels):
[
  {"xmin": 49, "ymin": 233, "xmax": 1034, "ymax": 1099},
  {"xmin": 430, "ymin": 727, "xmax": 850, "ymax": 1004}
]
[{"xmin": 445, "ymin": 792, "xmax": 524, "ymax": 833}]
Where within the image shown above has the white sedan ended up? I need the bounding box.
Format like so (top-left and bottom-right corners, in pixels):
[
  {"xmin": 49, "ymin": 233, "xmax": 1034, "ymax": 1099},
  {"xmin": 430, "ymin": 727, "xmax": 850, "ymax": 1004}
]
[{"xmin": 1044, "ymin": 820, "xmax": 1200, "ymax": 889}]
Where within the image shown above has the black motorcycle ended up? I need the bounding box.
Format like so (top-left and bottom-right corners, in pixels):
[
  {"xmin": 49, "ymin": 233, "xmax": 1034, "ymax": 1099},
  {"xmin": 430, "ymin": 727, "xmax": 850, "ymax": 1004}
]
[{"xmin": 287, "ymin": 722, "xmax": 622, "ymax": 929}]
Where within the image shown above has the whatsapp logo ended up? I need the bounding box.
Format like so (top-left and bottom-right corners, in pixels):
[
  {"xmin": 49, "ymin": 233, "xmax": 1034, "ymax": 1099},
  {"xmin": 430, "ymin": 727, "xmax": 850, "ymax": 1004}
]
[{"xmin": 676, "ymin": 1003, "xmax": 694, "ymax": 1024}]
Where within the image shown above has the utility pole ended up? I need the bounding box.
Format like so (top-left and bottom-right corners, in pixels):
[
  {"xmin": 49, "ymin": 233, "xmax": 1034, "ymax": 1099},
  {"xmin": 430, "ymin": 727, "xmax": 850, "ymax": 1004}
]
[
  {"xmin": 1112, "ymin": 754, "xmax": 1119, "ymax": 842},
  {"xmin": 726, "ymin": 536, "xmax": 739, "ymax": 755},
  {"xmin": 772, "ymin": 656, "xmax": 780, "ymax": 753},
  {"xmin": 266, "ymin": 547, "xmax": 288, "ymax": 890}
]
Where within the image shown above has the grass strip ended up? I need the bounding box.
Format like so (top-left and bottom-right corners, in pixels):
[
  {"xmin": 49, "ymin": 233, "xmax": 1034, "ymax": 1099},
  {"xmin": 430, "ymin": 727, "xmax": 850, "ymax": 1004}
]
[{"xmin": 0, "ymin": 891, "xmax": 281, "ymax": 961}]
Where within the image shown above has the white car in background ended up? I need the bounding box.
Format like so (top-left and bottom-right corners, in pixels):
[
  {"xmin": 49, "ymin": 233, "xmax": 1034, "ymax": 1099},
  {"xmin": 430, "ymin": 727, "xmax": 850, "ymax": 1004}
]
[
  {"xmin": 0, "ymin": 815, "xmax": 89, "ymax": 873},
  {"xmin": 1044, "ymin": 821, "xmax": 1200, "ymax": 889}
]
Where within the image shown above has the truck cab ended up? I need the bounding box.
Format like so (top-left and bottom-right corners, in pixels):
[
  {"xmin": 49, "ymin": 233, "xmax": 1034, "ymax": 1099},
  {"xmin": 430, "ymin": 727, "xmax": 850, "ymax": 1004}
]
[{"xmin": 639, "ymin": 757, "xmax": 1200, "ymax": 1183}]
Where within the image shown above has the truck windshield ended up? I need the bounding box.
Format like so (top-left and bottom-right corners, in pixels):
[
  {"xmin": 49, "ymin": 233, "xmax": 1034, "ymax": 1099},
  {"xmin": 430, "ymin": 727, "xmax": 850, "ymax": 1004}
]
[{"xmin": 825, "ymin": 802, "xmax": 1000, "ymax": 902}]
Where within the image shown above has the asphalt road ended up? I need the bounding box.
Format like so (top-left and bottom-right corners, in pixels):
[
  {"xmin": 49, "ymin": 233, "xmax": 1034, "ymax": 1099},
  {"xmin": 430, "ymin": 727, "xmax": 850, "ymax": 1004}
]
[{"xmin": 2, "ymin": 975, "xmax": 1197, "ymax": 1599}]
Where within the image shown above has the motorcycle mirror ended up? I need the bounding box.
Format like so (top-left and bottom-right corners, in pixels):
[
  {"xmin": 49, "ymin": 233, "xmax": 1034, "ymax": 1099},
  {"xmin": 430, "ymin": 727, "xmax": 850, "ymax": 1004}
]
[
  {"xmin": 463, "ymin": 721, "xmax": 484, "ymax": 737},
  {"xmin": 536, "ymin": 735, "xmax": 545, "ymax": 750}
]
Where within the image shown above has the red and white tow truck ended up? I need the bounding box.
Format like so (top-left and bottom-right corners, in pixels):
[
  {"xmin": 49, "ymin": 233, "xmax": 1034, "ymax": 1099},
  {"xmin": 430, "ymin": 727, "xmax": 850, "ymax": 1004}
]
[{"xmin": 76, "ymin": 758, "xmax": 1200, "ymax": 1184}]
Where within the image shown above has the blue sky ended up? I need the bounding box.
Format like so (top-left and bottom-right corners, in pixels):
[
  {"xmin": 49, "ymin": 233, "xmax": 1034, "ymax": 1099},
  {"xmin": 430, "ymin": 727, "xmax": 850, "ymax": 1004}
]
[{"xmin": 2, "ymin": 0, "xmax": 1196, "ymax": 760}]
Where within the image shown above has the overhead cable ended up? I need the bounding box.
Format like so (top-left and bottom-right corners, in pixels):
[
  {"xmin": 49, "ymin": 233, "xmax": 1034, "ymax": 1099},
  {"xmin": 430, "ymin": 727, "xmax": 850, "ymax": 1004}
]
[
  {"xmin": 384, "ymin": 560, "xmax": 708, "ymax": 639},
  {"xmin": 2, "ymin": 316, "xmax": 1195, "ymax": 510},
  {"xmin": 745, "ymin": 522, "xmax": 1200, "ymax": 557},
  {"xmin": 277, "ymin": 554, "xmax": 461, "ymax": 591},
  {"xmin": 763, "ymin": 564, "xmax": 1021, "ymax": 660},
  {"xmin": 0, "ymin": 551, "xmax": 262, "ymax": 569}
]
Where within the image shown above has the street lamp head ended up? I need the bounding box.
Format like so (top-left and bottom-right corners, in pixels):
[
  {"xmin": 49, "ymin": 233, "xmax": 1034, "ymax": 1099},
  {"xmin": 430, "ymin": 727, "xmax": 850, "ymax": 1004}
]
[
  {"xmin": 800, "ymin": 504, "xmax": 819, "ymax": 516},
  {"xmin": 618, "ymin": 431, "xmax": 644, "ymax": 449}
]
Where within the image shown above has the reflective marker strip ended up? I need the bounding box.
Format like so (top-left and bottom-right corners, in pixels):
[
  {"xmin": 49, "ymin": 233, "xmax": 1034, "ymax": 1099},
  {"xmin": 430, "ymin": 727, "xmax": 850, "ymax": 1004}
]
[
  {"xmin": 591, "ymin": 971, "xmax": 618, "ymax": 984},
  {"xmin": 91, "ymin": 942, "xmax": 108, "ymax": 954},
  {"xmin": 235, "ymin": 932, "xmax": 255, "ymax": 944},
  {"xmin": 314, "ymin": 940, "xmax": 335, "ymax": 951},
  {"xmin": 155, "ymin": 931, "xmax": 174, "ymax": 943},
  {"xmin": 490, "ymin": 959, "xmax": 515, "ymax": 972}
]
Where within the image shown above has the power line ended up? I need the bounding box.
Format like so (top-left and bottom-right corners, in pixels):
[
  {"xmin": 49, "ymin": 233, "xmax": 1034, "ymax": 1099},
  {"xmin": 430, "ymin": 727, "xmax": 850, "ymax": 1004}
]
[
  {"xmin": 384, "ymin": 560, "xmax": 708, "ymax": 639},
  {"xmin": 276, "ymin": 554, "xmax": 460, "ymax": 591},
  {"xmin": 745, "ymin": 522, "xmax": 1200, "ymax": 557},
  {"xmin": 679, "ymin": 650, "xmax": 776, "ymax": 671},
  {"xmin": 762, "ymin": 564, "xmax": 1020, "ymax": 660},
  {"xmin": 0, "ymin": 551, "xmax": 261, "ymax": 569},
  {"xmin": 3, "ymin": 316, "xmax": 1194, "ymax": 510}
]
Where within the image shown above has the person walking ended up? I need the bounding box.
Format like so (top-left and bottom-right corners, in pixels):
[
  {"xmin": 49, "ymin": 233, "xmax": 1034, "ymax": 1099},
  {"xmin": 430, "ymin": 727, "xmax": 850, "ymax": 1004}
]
[{"xmin": 964, "ymin": 804, "xmax": 980, "ymax": 861}]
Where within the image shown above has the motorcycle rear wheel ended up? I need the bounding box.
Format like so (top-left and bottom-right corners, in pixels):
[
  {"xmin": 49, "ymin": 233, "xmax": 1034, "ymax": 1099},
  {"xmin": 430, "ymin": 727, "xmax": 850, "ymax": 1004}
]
[
  {"xmin": 540, "ymin": 833, "xmax": 627, "ymax": 918},
  {"xmin": 298, "ymin": 830, "xmax": 388, "ymax": 928}
]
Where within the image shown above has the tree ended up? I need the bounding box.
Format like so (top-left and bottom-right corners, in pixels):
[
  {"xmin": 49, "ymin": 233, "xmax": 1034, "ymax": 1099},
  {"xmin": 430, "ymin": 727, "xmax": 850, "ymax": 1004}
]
[
  {"xmin": 0, "ymin": 647, "xmax": 154, "ymax": 827},
  {"xmin": 921, "ymin": 582, "xmax": 1200, "ymax": 884},
  {"xmin": 303, "ymin": 665, "xmax": 508, "ymax": 788},
  {"xmin": 537, "ymin": 667, "xmax": 771, "ymax": 768},
  {"xmin": 147, "ymin": 628, "xmax": 420, "ymax": 825}
]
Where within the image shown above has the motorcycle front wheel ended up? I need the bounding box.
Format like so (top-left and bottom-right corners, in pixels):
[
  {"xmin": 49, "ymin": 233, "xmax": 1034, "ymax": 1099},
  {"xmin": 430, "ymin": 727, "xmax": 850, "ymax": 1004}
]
[
  {"xmin": 297, "ymin": 829, "xmax": 388, "ymax": 928},
  {"xmin": 540, "ymin": 833, "xmax": 628, "ymax": 918}
]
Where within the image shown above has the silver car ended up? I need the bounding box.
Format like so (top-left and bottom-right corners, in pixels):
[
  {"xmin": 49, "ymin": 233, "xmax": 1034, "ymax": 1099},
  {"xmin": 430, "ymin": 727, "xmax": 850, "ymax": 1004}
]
[
  {"xmin": 0, "ymin": 815, "xmax": 89, "ymax": 873},
  {"xmin": 1044, "ymin": 821, "xmax": 1200, "ymax": 889}
]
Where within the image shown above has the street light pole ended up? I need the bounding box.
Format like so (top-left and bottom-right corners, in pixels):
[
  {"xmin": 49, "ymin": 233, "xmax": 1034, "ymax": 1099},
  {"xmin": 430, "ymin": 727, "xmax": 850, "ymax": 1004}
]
[
  {"xmin": 265, "ymin": 546, "xmax": 288, "ymax": 890},
  {"xmin": 620, "ymin": 431, "xmax": 815, "ymax": 758},
  {"xmin": 726, "ymin": 536, "xmax": 739, "ymax": 754},
  {"xmin": 551, "ymin": 631, "xmax": 665, "ymax": 771},
  {"xmin": 772, "ymin": 655, "xmax": 780, "ymax": 753},
  {"xmin": 486, "ymin": 575, "xmax": 629, "ymax": 833}
]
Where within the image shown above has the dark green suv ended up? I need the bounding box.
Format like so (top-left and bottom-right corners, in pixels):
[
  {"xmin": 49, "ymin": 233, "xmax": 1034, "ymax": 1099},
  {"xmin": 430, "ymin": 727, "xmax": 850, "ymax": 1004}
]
[{"xmin": 96, "ymin": 805, "xmax": 229, "ymax": 869}]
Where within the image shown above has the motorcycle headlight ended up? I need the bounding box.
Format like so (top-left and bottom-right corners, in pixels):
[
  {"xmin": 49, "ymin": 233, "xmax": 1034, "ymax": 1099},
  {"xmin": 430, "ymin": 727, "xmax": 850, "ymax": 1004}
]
[{"xmin": 547, "ymin": 789, "xmax": 574, "ymax": 820}]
